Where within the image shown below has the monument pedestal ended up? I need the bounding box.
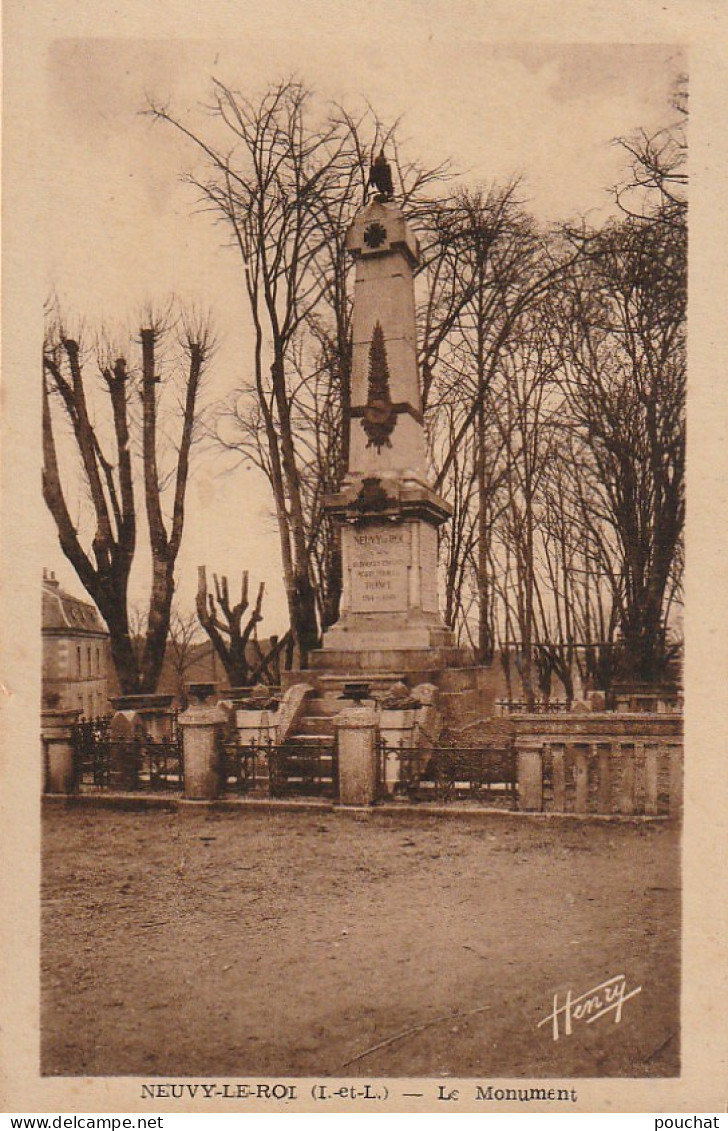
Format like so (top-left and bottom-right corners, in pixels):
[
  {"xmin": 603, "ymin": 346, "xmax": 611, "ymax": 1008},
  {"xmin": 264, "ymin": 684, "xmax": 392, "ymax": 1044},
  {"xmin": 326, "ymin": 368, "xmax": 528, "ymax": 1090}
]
[
  {"xmin": 317, "ymin": 482, "xmax": 468, "ymax": 673},
  {"xmin": 179, "ymin": 701, "xmax": 226, "ymax": 801},
  {"xmin": 322, "ymin": 477, "xmax": 451, "ymax": 640}
]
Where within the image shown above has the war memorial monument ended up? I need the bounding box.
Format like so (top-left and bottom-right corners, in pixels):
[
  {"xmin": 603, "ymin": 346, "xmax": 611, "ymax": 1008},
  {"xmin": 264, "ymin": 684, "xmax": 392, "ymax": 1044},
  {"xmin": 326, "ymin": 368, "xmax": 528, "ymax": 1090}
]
[{"xmin": 317, "ymin": 190, "xmax": 462, "ymax": 672}]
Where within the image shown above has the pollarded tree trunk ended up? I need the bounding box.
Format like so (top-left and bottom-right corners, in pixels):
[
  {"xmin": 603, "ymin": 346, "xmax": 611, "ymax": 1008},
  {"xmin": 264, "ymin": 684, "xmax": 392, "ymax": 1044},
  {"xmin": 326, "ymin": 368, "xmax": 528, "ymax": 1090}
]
[
  {"xmin": 196, "ymin": 566, "xmax": 286, "ymax": 688},
  {"xmin": 139, "ymin": 558, "xmax": 176, "ymax": 694},
  {"xmin": 42, "ymin": 308, "xmax": 211, "ymax": 696}
]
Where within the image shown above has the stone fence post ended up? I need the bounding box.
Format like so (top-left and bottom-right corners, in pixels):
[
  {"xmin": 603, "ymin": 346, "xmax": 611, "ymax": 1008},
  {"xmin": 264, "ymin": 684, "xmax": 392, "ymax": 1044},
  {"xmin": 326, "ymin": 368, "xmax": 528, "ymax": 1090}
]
[
  {"xmin": 42, "ymin": 707, "xmax": 80, "ymax": 794},
  {"xmin": 179, "ymin": 689, "xmax": 227, "ymax": 801},
  {"xmin": 515, "ymin": 737, "xmax": 544, "ymax": 812},
  {"xmin": 334, "ymin": 705, "xmax": 378, "ymax": 806}
]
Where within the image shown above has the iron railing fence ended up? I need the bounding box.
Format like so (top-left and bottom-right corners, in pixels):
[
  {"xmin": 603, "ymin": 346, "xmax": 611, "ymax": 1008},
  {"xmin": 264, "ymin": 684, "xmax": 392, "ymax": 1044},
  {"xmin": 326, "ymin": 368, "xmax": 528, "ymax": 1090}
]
[
  {"xmin": 378, "ymin": 738, "xmax": 518, "ymax": 807},
  {"xmin": 72, "ymin": 714, "xmax": 183, "ymax": 792},
  {"xmin": 135, "ymin": 735, "xmax": 184, "ymax": 791},
  {"xmin": 495, "ymin": 699, "xmax": 570, "ymax": 715},
  {"xmin": 220, "ymin": 736, "xmax": 338, "ymax": 798},
  {"xmin": 268, "ymin": 738, "xmax": 339, "ymax": 798},
  {"xmin": 72, "ymin": 715, "xmax": 112, "ymax": 787},
  {"xmin": 220, "ymin": 736, "xmax": 267, "ymax": 795},
  {"xmin": 71, "ymin": 724, "xmax": 338, "ymax": 799}
]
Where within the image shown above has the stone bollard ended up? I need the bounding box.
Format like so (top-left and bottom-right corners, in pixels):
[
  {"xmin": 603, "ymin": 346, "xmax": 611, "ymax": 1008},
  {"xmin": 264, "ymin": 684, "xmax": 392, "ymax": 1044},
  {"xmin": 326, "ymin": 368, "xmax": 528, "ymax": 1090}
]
[
  {"xmin": 42, "ymin": 707, "xmax": 80, "ymax": 794},
  {"xmin": 516, "ymin": 740, "xmax": 544, "ymax": 812},
  {"xmin": 179, "ymin": 693, "xmax": 227, "ymax": 801},
  {"xmin": 334, "ymin": 705, "xmax": 379, "ymax": 806}
]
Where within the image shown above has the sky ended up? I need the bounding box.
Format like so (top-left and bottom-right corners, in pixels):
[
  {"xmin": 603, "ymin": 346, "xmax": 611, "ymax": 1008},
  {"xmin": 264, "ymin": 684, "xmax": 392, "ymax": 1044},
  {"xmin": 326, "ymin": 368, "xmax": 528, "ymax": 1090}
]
[{"xmin": 40, "ymin": 37, "xmax": 686, "ymax": 634}]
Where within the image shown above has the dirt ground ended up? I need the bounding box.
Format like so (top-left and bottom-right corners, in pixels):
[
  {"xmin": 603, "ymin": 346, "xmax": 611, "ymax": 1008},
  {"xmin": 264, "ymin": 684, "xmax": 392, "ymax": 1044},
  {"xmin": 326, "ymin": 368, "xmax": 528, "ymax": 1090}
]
[{"xmin": 41, "ymin": 801, "xmax": 680, "ymax": 1079}]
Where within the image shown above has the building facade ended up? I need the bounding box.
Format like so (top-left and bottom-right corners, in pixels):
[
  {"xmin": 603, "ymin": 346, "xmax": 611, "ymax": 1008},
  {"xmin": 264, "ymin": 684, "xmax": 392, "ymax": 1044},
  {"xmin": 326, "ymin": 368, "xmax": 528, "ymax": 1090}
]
[{"xmin": 42, "ymin": 570, "xmax": 109, "ymax": 717}]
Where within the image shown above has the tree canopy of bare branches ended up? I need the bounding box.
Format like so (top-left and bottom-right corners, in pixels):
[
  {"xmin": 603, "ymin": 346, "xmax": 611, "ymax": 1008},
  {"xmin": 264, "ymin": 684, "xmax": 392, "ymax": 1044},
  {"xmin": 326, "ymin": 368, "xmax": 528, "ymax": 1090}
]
[
  {"xmin": 558, "ymin": 207, "xmax": 685, "ymax": 683},
  {"xmin": 613, "ymin": 75, "xmax": 687, "ymax": 228},
  {"xmin": 417, "ymin": 99, "xmax": 685, "ymax": 695},
  {"xmin": 122, "ymin": 76, "xmax": 683, "ymax": 701},
  {"xmin": 147, "ymin": 80, "xmax": 451, "ymax": 665}
]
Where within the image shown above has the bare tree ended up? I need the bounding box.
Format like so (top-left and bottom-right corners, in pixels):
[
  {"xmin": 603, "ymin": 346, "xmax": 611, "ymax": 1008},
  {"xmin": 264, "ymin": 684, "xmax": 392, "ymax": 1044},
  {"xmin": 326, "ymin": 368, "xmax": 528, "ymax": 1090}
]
[
  {"xmin": 490, "ymin": 308, "xmax": 564, "ymax": 706},
  {"xmin": 421, "ymin": 188, "xmax": 572, "ymax": 663},
  {"xmin": 148, "ymin": 81, "xmax": 355, "ymax": 665},
  {"xmin": 42, "ymin": 305, "xmax": 213, "ymax": 694},
  {"xmin": 166, "ymin": 606, "xmax": 204, "ymax": 707},
  {"xmin": 195, "ymin": 566, "xmax": 285, "ymax": 687},
  {"xmin": 149, "ymin": 82, "xmax": 451, "ymax": 660},
  {"xmin": 558, "ymin": 207, "xmax": 686, "ymax": 683}
]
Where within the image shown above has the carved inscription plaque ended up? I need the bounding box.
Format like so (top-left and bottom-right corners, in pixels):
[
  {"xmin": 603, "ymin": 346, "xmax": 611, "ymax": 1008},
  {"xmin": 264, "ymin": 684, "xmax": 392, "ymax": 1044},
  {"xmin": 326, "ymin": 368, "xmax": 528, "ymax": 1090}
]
[
  {"xmin": 348, "ymin": 526, "xmax": 409, "ymax": 613},
  {"xmin": 419, "ymin": 524, "xmax": 440, "ymax": 614}
]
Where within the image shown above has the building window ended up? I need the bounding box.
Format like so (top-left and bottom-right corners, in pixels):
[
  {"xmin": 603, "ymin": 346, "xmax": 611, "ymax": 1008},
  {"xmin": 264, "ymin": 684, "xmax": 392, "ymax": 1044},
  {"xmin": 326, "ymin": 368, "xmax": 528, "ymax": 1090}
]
[{"xmin": 77, "ymin": 645, "xmax": 82, "ymax": 678}]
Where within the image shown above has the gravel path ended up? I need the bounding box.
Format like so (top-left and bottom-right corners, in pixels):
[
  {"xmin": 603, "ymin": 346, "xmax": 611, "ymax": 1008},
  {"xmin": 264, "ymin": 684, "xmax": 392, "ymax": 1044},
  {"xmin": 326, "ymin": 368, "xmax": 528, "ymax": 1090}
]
[{"xmin": 41, "ymin": 803, "xmax": 680, "ymax": 1078}]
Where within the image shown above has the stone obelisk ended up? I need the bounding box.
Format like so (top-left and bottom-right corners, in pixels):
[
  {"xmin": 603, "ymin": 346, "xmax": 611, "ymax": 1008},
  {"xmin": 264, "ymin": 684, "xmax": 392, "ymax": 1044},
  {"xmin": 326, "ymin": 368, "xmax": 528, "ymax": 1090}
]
[{"xmin": 315, "ymin": 185, "xmax": 461, "ymax": 675}]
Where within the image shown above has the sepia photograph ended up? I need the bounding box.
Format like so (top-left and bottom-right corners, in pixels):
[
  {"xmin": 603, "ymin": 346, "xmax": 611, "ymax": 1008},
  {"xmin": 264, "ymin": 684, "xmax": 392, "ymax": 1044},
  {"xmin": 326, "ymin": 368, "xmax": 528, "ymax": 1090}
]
[{"xmin": 2, "ymin": 0, "xmax": 727, "ymax": 1117}]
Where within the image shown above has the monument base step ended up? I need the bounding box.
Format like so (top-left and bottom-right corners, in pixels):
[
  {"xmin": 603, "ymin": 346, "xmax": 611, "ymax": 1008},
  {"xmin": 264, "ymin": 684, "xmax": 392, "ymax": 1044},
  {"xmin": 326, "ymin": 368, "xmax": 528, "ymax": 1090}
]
[
  {"xmin": 309, "ymin": 645, "xmax": 472, "ymax": 674},
  {"xmin": 319, "ymin": 622, "xmax": 454, "ymax": 652},
  {"xmin": 281, "ymin": 662, "xmax": 477, "ymax": 697},
  {"xmin": 295, "ymin": 714, "xmax": 337, "ymax": 737}
]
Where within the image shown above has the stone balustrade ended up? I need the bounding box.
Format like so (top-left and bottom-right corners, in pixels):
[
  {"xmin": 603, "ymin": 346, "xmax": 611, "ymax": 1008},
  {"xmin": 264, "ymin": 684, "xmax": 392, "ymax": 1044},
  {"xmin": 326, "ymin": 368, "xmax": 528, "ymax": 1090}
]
[{"xmin": 514, "ymin": 713, "xmax": 683, "ymax": 817}]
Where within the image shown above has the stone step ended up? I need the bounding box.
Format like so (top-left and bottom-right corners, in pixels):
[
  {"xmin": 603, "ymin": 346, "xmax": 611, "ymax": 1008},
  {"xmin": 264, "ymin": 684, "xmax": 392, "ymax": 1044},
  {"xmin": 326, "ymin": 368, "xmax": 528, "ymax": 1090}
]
[
  {"xmin": 282, "ymin": 734, "xmax": 336, "ymax": 748},
  {"xmin": 296, "ymin": 715, "xmax": 337, "ymax": 735},
  {"xmin": 310, "ymin": 647, "xmax": 472, "ymax": 673},
  {"xmin": 315, "ymin": 672, "xmax": 416, "ymax": 694},
  {"xmin": 306, "ymin": 697, "xmax": 347, "ymax": 717}
]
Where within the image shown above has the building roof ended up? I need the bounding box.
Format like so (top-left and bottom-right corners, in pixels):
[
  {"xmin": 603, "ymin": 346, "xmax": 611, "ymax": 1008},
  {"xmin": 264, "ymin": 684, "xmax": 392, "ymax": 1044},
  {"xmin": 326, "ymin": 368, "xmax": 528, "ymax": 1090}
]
[{"xmin": 42, "ymin": 571, "xmax": 108, "ymax": 636}]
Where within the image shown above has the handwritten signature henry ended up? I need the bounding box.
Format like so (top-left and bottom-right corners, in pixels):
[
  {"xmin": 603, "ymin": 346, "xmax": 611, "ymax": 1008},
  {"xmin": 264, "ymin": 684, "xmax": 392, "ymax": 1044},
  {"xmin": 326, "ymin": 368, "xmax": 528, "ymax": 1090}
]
[{"xmin": 537, "ymin": 974, "xmax": 642, "ymax": 1041}]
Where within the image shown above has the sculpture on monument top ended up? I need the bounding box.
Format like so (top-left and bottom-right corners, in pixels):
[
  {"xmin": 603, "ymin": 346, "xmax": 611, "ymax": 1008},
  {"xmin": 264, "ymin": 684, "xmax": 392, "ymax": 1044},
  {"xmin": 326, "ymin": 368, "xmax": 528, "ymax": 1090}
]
[{"xmin": 367, "ymin": 148, "xmax": 394, "ymax": 202}]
